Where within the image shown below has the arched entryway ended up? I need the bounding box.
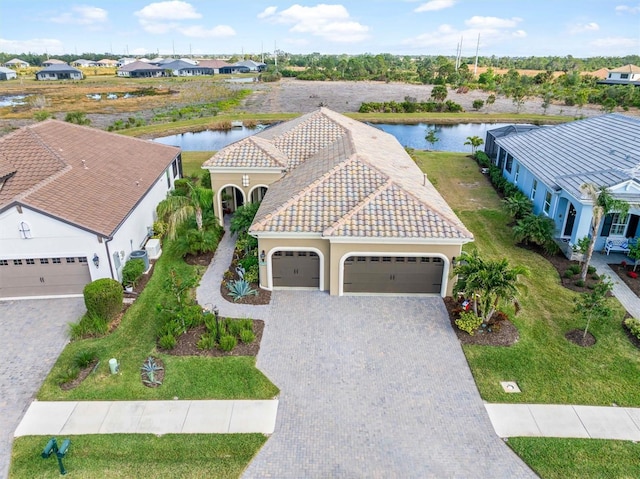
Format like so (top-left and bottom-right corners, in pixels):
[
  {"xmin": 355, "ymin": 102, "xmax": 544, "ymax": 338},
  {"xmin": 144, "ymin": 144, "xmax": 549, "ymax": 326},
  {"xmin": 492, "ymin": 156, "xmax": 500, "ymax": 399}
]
[
  {"xmin": 219, "ymin": 185, "xmax": 245, "ymax": 217},
  {"xmin": 250, "ymin": 185, "xmax": 268, "ymax": 204}
]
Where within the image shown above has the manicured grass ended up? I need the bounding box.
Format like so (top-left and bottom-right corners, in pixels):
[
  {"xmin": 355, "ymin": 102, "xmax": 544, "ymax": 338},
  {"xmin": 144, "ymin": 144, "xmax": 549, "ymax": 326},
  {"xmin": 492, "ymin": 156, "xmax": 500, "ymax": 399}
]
[
  {"xmin": 507, "ymin": 437, "xmax": 640, "ymax": 479},
  {"xmin": 10, "ymin": 434, "xmax": 266, "ymax": 479},
  {"xmin": 414, "ymin": 150, "xmax": 640, "ymax": 406},
  {"xmin": 182, "ymin": 151, "xmax": 216, "ymax": 178},
  {"xmin": 350, "ymin": 111, "xmax": 572, "ymax": 125},
  {"xmin": 37, "ymin": 244, "xmax": 278, "ymax": 401}
]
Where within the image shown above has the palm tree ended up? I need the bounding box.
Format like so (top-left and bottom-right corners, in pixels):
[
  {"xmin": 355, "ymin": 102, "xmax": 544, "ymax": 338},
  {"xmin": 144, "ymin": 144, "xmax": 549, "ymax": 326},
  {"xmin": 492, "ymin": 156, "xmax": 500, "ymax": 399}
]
[
  {"xmin": 453, "ymin": 250, "xmax": 528, "ymax": 322},
  {"xmin": 157, "ymin": 181, "xmax": 214, "ymax": 239},
  {"xmin": 579, "ymin": 183, "xmax": 629, "ymax": 281},
  {"xmin": 464, "ymin": 136, "xmax": 484, "ymax": 155}
]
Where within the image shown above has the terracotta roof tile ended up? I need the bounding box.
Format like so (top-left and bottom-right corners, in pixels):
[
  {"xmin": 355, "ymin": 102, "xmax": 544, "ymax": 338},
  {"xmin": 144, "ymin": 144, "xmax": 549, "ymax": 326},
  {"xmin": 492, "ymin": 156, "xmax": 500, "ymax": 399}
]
[
  {"xmin": 203, "ymin": 136, "xmax": 287, "ymax": 169},
  {"xmin": 0, "ymin": 120, "xmax": 180, "ymax": 236}
]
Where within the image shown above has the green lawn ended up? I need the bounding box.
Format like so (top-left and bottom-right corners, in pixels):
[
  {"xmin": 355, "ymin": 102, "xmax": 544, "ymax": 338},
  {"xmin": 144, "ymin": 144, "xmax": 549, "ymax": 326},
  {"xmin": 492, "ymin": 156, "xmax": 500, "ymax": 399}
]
[
  {"xmin": 182, "ymin": 151, "xmax": 216, "ymax": 178},
  {"xmin": 413, "ymin": 150, "xmax": 640, "ymax": 406},
  {"xmin": 37, "ymin": 244, "xmax": 278, "ymax": 401},
  {"xmin": 10, "ymin": 434, "xmax": 266, "ymax": 479},
  {"xmin": 507, "ymin": 437, "xmax": 640, "ymax": 479}
]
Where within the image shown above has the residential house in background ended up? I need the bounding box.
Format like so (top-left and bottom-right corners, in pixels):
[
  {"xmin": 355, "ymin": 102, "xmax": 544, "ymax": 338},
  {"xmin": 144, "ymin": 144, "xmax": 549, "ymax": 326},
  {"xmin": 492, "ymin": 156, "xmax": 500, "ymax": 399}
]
[
  {"xmin": 0, "ymin": 67, "xmax": 17, "ymax": 80},
  {"xmin": 96, "ymin": 59, "xmax": 118, "ymax": 67},
  {"xmin": 42, "ymin": 59, "xmax": 67, "ymax": 67},
  {"xmin": 487, "ymin": 114, "xmax": 640, "ymax": 255},
  {"xmin": 161, "ymin": 60, "xmax": 213, "ymax": 77},
  {"xmin": 0, "ymin": 120, "xmax": 181, "ymax": 299},
  {"xmin": 598, "ymin": 64, "xmax": 640, "ymax": 86},
  {"xmin": 72, "ymin": 59, "xmax": 98, "ymax": 68},
  {"xmin": 117, "ymin": 61, "xmax": 163, "ymax": 78},
  {"xmin": 197, "ymin": 59, "xmax": 232, "ymax": 74},
  {"xmin": 203, "ymin": 108, "xmax": 473, "ymax": 297},
  {"xmin": 116, "ymin": 57, "xmax": 137, "ymax": 67},
  {"xmin": 234, "ymin": 60, "xmax": 267, "ymax": 72},
  {"xmin": 35, "ymin": 64, "xmax": 83, "ymax": 80},
  {"xmin": 3, "ymin": 58, "xmax": 29, "ymax": 68}
]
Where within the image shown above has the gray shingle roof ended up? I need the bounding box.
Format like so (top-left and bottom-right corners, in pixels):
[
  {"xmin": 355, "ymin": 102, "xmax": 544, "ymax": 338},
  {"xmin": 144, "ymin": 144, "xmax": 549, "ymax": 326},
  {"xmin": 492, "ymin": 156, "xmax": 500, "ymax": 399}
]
[{"xmin": 495, "ymin": 114, "xmax": 640, "ymax": 198}]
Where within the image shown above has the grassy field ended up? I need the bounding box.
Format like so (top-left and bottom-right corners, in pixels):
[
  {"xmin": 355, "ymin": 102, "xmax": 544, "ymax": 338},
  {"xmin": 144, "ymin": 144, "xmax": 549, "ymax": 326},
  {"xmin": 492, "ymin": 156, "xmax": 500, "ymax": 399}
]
[
  {"xmin": 37, "ymin": 241, "xmax": 278, "ymax": 401},
  {"xmin": 10, "ymin": 434, "xmax": 266, "ymax": 479},
  {"xmin": 182, "ymin": 151, "xmax": 216, "ymax": 178},
  {"xmin": 412, "ymin": 150, "xmax": 640, "ymax": 406},
  {"xmin": 507, "ymin": 437, "xmax": 640, "ymax": 479}
]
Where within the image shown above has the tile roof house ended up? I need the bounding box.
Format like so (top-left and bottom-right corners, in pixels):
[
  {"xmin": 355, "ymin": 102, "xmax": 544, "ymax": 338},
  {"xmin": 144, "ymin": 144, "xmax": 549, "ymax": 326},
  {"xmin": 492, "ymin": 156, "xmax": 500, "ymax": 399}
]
[
  {"xmin": 197, "ymin": 59, "xmax": 233, "ymax": 74},
  {"xmin": 160, "ymin": 60, "xmax": 213, "ymax": 77},
  {"xmin": 35, "ymin": 64, "xmax": 83, "ymax": 81},
  {"xmin": 487, "ymin": 114, "xmax": 640, "ymax": 256},
  {"xmin": 0, "ymin": 120, "xmax": 181, "ymax": 299},
  {"xmin": 42, "ymin": 59, "xmax": 67, "ymax": 67},
  {"xmin": 203, "ymin": 108, "xmax": 473, "ymax": 296},
  {"xmin": 117, "ymin": 61, "xmax": 163, "ymax": 78},
  {"xmin": 598, "ymin": 64, "xmax": 640, "ymax": 86}
]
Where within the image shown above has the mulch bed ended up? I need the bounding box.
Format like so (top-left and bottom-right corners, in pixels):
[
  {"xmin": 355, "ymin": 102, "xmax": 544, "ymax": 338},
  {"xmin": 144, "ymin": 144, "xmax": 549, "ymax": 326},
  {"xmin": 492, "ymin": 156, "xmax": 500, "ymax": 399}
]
[
  {"xmin": 221, "ymin": 253, "xmax": 271, "ymax": 305},
  {"xmin": 59, "ymin": 359, "xmax": 100, "ymax": 391},
  {"xmin": 160, "ymin": 320, "xmax": 264, "ymax": 357},
  {"xmin": 444, "ymin": 296, "xmax": 519, "ymax": 346},
  {"xmin": 184, "ymin": 250, "xmax": 215, "ymax": 266},
  {"xmin": 564, "ymin": 329, "xmax": 596, "ymax": 347},
  {"xmin": 608, "ymin": 263, "xmax": 640, "ymax": 298},
  {"xmin": 622, "ymin": 316, "xmax": 640, "ymax": 349},
  {"xmin": 141, "ymin": 356, "xmax": 165, "ymax": 388}
]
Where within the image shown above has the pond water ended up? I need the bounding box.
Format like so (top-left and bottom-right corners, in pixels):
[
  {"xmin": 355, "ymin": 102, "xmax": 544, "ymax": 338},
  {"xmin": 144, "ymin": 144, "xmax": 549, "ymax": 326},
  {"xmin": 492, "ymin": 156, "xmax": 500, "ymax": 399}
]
[
  {"xmin": 153, "ymin": 122, "xmax": 512, "ymax": 152},
  {"xmin": 0, "ymin": 95, "xmax": 28, "ymax": 107}
]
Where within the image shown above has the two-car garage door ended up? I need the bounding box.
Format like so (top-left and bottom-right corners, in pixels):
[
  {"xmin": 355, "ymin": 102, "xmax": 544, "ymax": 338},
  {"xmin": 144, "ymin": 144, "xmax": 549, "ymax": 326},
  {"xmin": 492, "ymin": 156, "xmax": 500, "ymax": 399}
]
[
  {"xmin": 343, "ymin": 255, "xmax": 444, "ymax": 294},
  {"xmin": 0, "ymin": 256, "xmax": 91, "ymax": 298}
]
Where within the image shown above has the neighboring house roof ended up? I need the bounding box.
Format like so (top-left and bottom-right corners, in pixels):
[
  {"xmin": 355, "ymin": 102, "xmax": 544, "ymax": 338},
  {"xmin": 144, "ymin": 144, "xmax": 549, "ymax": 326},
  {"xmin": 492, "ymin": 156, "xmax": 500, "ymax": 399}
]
[
  {"xmin": 486, "ymin": 124, "xmax": 540, "ymax": 140},
  {"xmin": 36, "ymin": 64, "xmax": 82, "ymax": 74},
  {"xmin": 235, "ymin": 60, "xmax": 266, "ymax": 69},
  {"xmin": 43, "ymin": 59, "xmax": 67, "ymax": 65},
  {"xmin": 4, "ymin": 58, "xmax": 29, "ymax": 66},
  {"xmin": 0, "ymin": 120, "xmax": 180, "ymax": 237},
  {"xmin": 609, "ymin": 64, "xmax": 640, "ymax": 74},
  {"xmin": 197, "ymin": 59, "xmax": 232, "ymax": 69},
  {"xmin": 206, "ymin": 108, "xmax": 472, "ymax": 241},
  {"xmin": 118, "ymin": 61, "xmax": 162, "ymax": 73},
  {"xmin": 495, "ymin": 114, "xmax": 640, "ymax": 200},
  {"xmin": 97, "ymin": 59, "xmax": 118, "ymax": 65},
  {"xmin": 0, "ymin": 67, "xmax": 17, "ymax": 75},
  {"xmin": 161, "ymin": 60, "xmax": 211, "ymax": 72}
]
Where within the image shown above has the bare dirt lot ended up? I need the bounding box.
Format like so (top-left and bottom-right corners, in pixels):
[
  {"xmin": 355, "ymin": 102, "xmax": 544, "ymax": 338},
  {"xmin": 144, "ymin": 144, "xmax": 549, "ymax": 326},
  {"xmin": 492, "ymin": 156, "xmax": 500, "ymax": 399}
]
[{"xmin": 238, "ymin": 77, "xmax": 609, "ymax": 117}]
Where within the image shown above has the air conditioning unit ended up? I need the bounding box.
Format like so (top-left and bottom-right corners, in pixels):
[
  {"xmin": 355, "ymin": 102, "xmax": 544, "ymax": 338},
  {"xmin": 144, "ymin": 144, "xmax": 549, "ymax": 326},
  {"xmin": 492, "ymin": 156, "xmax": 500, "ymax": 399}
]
[{"xmin": 145, "ymin": 238, "xmax": 162, "ymax": 259}]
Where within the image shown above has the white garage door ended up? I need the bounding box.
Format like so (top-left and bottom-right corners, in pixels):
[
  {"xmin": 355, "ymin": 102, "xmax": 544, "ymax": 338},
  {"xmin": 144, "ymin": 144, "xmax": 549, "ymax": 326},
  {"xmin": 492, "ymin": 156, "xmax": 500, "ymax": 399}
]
[{"xmin": 0, "ymin": 256, "xmax": 91, "ymax": 298}]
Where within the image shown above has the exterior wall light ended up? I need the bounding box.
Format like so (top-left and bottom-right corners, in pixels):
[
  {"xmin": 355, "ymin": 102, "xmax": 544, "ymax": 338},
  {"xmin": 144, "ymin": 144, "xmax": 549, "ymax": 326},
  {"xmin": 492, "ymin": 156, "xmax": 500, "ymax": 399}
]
[{"xmin": 92, "ymin": 253, "xmax": 99, "ymax": 268}]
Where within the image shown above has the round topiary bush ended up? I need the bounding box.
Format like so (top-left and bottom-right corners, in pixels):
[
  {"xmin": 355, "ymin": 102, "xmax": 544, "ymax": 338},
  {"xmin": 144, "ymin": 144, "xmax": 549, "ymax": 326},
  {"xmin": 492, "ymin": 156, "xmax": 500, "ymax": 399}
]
[
  {"xmin": 83, "ymin": 278, "xmax": 123, "ymax": 323},
  {"xmin": 122, "ymin": 258, "xmax": 146, "ymax": 287}
]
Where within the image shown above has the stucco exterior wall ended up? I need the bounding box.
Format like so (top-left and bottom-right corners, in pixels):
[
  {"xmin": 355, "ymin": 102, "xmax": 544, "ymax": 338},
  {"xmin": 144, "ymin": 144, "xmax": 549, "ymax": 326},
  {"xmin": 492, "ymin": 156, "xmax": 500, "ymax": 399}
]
[{"xmin": 208, "ymin": 170, "xmax": 282, "ymax": 225}]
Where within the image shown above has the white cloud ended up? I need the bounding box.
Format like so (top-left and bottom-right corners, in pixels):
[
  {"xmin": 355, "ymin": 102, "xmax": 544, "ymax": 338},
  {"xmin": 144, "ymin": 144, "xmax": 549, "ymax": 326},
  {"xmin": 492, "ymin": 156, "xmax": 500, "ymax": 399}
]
[
  {"xmin": 135, "ymin": 1, "xmax": 201, "ymax": 20},
  {"xmin": 568, "ymin": 22, "xmax": 599, "ymax": 34},
  {"xmin": 259, "ymin": 4, "xmax": 370, "ymax": 43},
  {"xmin": 182, "ymin": 25, "xmax": 236, "ymax": 38},
  {"xmin": 0, "ymin": 38, "xmax": 65, "ymax": 54},
  {"xmin": 465, "ymin": 16, "xmax": 522, "ymax": 29},
  {"xmin": 258, "ymin": 6, "xmax": 278, "ymax": 19},
  {"xmin": 51, "ymin": 5, "xmax": 108, "ymax": 25},
  {"xmin": 414, "ymin": 0, "xmax": 456, "ymax": 13},
  {"xmin": 512, "ymin": 30, "xmax": 527, "ymax": 38},
  {"xmin": 590, "ymin": 36, "xmax": 639, "ymax": 48},
  {"xmin": 615, "ymin": 4, "xmax": 640, "ymax": 14}
]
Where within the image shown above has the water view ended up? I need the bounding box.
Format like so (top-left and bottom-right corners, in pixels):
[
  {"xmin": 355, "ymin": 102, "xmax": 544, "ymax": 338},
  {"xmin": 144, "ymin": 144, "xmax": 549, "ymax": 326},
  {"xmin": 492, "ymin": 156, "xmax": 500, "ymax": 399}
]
[{"xmin": 153, "ymin": 122, "xmax": 513, "ymax": 152}]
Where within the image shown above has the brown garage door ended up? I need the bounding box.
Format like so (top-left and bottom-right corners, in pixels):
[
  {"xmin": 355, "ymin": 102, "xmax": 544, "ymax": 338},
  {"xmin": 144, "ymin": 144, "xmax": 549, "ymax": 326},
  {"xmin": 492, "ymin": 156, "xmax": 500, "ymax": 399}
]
[
  {"xmin": 0, "ymin": 256, "xmax": 91, "ymax": 298},
  {"xmin": 272, "ymin": 251, "xmax": 320, "ymax": 288},
  {"xmin": 343, "ymin": 256, "xmax": 443, "ymax": 294}
]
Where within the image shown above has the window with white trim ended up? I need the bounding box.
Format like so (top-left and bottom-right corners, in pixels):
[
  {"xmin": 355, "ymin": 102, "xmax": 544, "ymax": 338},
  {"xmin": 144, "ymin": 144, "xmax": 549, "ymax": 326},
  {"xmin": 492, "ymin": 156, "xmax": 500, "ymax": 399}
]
[
  {"xmin": 505, "ymin": 154, "xmax": 513, "ymax": 173},
  {"xmin": 531, "ymin": 179, "xmax": 538, "ymax": 200},
  {"xmin": 609, "ymin": 213, "xmax": 628, "ymax": 236},
  {"xmin": 543, "ymin": 191, "xmax": 552, "ymax": 214},
  {"xmin": 514, "ymin": 164, "xmax": 520, "ymax": 184}
]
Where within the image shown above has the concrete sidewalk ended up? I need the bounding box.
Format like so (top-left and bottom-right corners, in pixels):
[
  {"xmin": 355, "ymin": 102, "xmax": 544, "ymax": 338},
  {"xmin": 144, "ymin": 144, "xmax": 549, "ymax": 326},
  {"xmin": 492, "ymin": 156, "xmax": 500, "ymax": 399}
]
[
  {"xmin": 486, "ymin": 403, "xmax": 640, "ymax": 440},
  {"xmin": 15, "ymin": 399, "xmax": 278, "ymax": 437}
]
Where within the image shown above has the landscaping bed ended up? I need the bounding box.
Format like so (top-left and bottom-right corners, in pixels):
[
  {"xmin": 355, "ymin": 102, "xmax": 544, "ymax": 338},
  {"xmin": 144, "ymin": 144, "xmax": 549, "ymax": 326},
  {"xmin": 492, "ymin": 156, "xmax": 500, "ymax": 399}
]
[
  {"xmin": 164, "ymin": 320, "xmax": 264, "ymax": 357},
  {"xmin": 608, "ymin": 261, "xmax": 640, "ymax": 298}
]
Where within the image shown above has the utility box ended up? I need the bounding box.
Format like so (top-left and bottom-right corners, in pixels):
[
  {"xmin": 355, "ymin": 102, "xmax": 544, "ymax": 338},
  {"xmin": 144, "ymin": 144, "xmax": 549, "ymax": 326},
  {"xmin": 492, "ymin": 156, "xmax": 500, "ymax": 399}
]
[{"xmin": 145, "ymin": 239, "xmax": 162, "ymax": 259}]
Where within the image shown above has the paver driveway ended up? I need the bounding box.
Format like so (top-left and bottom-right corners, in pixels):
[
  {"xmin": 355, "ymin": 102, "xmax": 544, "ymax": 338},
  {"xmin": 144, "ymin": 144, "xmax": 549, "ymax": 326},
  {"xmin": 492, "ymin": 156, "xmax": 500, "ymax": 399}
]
[
  {"xmin": 0, "ymin": 298, "xmax": 85, "ymax": 479},
  {"xmin": 243, "ymin": 291, "xmax": 537, "ymax": 478}
]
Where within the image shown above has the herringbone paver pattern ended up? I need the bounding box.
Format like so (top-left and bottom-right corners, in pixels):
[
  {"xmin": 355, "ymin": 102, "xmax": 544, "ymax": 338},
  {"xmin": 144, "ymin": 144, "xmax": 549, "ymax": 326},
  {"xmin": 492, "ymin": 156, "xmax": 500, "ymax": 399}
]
[
  {"xmin": 0, "ymin": 298, "xmax": 85, "ymax": 479},
  {"xmin": 243, "ymin": 291, "xmax": 537, "ymax": 478}
]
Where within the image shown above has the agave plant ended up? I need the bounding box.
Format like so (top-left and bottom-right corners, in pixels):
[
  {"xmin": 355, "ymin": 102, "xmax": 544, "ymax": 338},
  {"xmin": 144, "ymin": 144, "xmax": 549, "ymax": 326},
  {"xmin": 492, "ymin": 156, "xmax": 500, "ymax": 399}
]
[
  {"xmin": 141, "ymin": 356, "xmax": 163, "ymax": 386},
  {"xmin": 227, "ymin": 279, "xmax": 258, "ymax": 302}
]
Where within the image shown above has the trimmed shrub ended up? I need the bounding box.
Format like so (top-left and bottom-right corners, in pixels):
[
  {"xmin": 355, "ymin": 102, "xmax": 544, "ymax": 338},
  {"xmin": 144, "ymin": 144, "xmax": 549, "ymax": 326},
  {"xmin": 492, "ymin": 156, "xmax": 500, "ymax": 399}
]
[
  {"xmin": 568, "ymin": 264, "xmax": 581, "ymax": 275},
  {"xmin": 226, "ymin": 319, "xmax": 244, "ymax": 337},
  {"xmin": 624, "ymin": 317, "xmax": 640, "ymax": 339},
  {"xmin": 83, "ymin": 278, "xmax": 123, "ymax": 322},
  {"xmin": 197, "ymin": 333, "xmax": 216, "ymax": 350},
  {"xmin": 73, "ymin": 350, "xmax": 97, "ymax": 369},
  {"xmin": 158, "ymin": 333, "xmax": 177, "ymax": 350},
  {"xmin": 219, "ymin": 335, "xmax": 237, "ymax": 352},
  {"xmin": 243, "ymin": 264, "xmax": 259, "ymax": 284},
  {"xmin": 122, "ymin": 258, "xmax": 146, "ymax": 287},
  {"xmin": 240, "ymin": 329, "xmax": 256, "ymax": 344},
  {"xmin": 455, "ymin": 311, "xmax": 483, "ymax": 335},
  {"xmin": 587, "ymin": 265, "xmax": 597, "ymax": 274},
  {"xmin": 575, "ymin": 279, "xmax": 586, "ymax": 287}
]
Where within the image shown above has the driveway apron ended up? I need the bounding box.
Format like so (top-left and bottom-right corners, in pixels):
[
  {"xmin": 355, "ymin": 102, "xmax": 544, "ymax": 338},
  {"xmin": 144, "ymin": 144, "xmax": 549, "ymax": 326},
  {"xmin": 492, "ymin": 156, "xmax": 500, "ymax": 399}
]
[
  {"xmin": 243, "ymin": 291, "xmax": 536, "ymax": 478},
  {"xmin": 0, "ymin": 298, "xmax": 85, "ymax": 479}
]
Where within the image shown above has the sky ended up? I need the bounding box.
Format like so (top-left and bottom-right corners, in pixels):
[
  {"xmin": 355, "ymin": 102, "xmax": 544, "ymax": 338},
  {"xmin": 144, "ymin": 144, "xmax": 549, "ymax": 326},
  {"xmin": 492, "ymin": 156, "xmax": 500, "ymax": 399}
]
[{"xmin": 0, "ymin": 0, "xmax": 639, "ymax": 58}]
